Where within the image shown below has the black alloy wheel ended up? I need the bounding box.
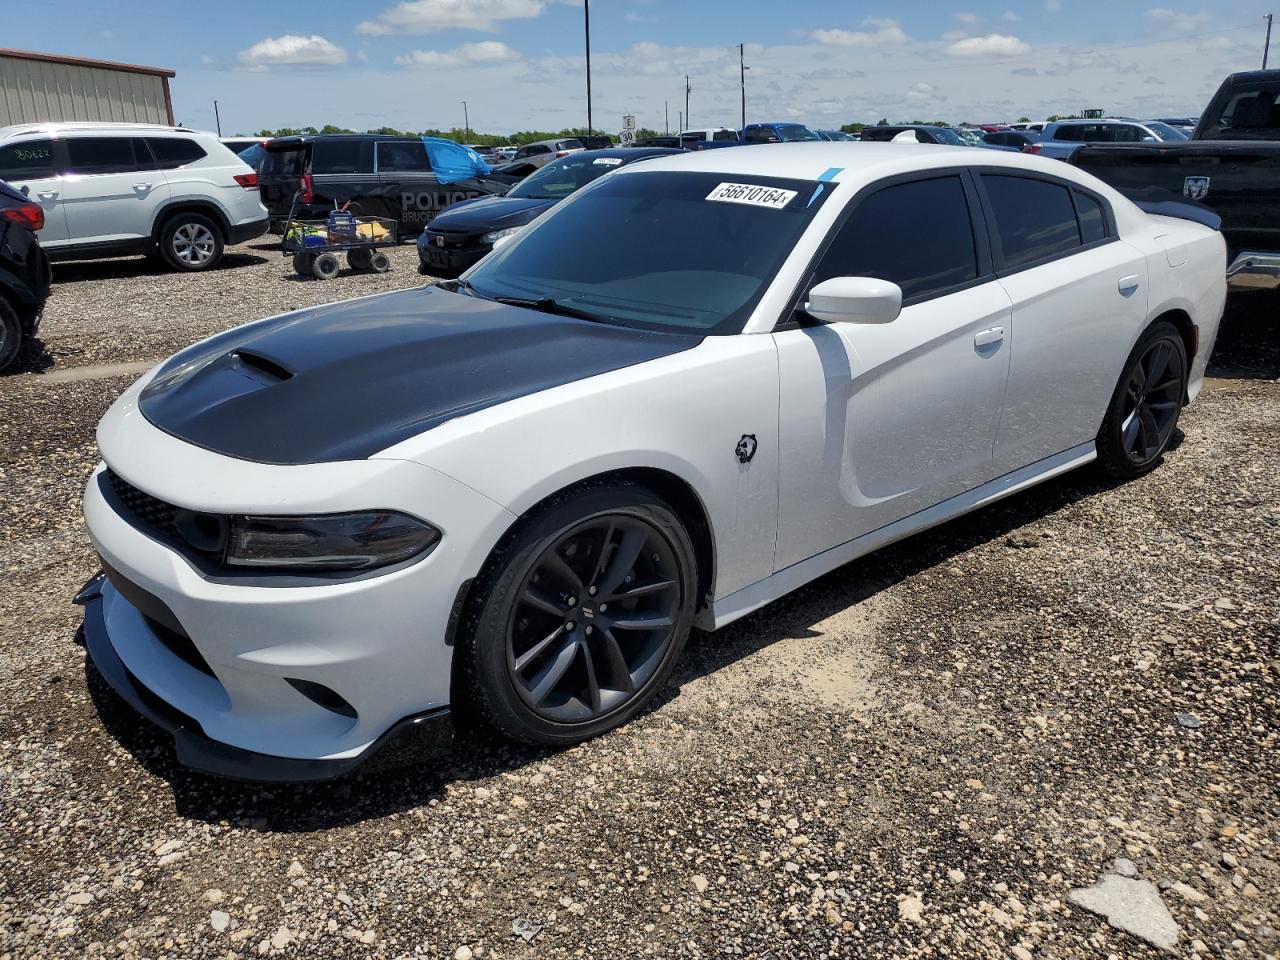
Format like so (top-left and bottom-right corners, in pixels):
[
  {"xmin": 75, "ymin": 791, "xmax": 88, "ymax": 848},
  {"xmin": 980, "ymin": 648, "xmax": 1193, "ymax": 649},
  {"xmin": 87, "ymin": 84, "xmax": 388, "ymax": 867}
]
[
  {"xmin": 1097, "ymin": 320, "xmax": 1188, "ymax": 479},
  {"xmin": 507, "ymin": 516, "xmax": 681, "ymax": 724},
  {"xmin": 458, "ymin": 482, "xmax": 697, "ymax": 746}
]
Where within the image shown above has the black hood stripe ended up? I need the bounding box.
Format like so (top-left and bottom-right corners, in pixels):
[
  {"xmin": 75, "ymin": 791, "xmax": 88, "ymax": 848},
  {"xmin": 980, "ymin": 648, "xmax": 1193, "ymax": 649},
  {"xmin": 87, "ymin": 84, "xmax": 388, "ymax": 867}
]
[{"xmin": 139, "ymin": 286, "xmax": 701, "ymax": 465}]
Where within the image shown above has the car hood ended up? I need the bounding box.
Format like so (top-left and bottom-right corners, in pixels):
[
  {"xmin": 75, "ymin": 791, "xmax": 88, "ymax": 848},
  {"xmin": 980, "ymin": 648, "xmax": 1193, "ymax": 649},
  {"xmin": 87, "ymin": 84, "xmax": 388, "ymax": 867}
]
[
  {"xmin": 429, "ymin": 195, "xmax": 557, "ymax": 234},
  {"xmin": 138, "ymin": 286, "xmax": 702, "ymax": 465}
]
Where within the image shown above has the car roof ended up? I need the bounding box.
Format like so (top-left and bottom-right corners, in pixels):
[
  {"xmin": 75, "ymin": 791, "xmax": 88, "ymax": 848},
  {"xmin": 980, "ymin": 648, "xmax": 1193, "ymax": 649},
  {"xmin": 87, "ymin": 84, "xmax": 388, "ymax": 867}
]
[
  {"xmin": 567, "ymin": 147, "xmax": 682, "ymax": 162},
  {"xmin": 744, "ymin": 121, "xmax": 807, "ymax": 128},
  {"xmin": 0, "ymin": 121, "xmax": 204, "ymax": 139}
]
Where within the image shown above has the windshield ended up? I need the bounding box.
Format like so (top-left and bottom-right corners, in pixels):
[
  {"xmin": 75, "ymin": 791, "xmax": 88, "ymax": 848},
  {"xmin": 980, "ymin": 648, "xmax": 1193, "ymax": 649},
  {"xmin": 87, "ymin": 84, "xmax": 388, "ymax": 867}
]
[
  {"xmin": 261, "ymin": 146, "xmax": 304, "ymax": 176},
  {"xmin": 1143, "ymin": 121, "xmax": 1188, "ymax": 141},
  {"xmin": 777, "ymin": 125, "xmax": 821, "ymax": 142},
  {"xmin": 465, "ymin": 171, "xmax": 832, "ymax": 335},
  {"xmin": 507, "ymin": 153, "xmax": 629, "ymax": 200},
  {"xmin": 931, "ymin": 128, "xmax": 968, "ymax": 146}
]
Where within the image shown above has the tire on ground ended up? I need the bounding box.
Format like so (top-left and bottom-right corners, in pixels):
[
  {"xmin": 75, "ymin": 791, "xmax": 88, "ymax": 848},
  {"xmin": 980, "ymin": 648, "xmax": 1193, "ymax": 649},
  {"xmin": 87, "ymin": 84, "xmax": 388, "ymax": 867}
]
[
  {"xmin": 1095, "ymin": 319, "xmax": 1189, "ymax": 481},
  {"xmin": 291, "ymin": 251, "xmax": 313, "ymax": 276},
  {"xmin": 158, "ymin": 212, "xmax": 225, "ymax": 272},
  {"xmin": 347, "ymin": 248, "xmax": 373, "ymax": 271},
  {"xmin": 455, "ymin": 480, "xmax": 698, "ymax": 747},
  {"xmin": 311, "ymin": 252, "xmax": 340, "ymax": 280},
  {"xmin": 0, "ymin": 296, "xmax": 23, "ymax": 372}
]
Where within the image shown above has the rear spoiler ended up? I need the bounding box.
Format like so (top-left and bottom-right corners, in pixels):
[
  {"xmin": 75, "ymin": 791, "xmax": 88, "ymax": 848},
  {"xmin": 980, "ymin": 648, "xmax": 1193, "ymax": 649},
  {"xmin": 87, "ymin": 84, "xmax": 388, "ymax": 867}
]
[{"xmin": 1136, "ymin": 200, "xmax": 1222, "ymax": 232}]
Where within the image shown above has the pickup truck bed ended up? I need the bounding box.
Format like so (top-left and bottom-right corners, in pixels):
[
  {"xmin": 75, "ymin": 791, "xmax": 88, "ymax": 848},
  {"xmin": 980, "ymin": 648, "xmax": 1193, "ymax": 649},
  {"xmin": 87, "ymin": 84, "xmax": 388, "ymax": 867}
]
[{"xmin": 1072, "ymin": 140, "xmax": 1280, "ymax": 289}]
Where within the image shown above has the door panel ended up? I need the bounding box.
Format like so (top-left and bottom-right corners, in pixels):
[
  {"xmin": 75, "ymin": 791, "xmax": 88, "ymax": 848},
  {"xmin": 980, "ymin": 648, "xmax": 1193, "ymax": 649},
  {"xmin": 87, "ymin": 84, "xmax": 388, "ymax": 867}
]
[
  {"xmin": 774, "ymin": 281, "xmax": 1013, "ymax": 571},
  {"xmin": 993, "ymin": 242, "xmax": 1149, "ymax": 471},
  {"xmin": 59, "ymin": 137, "xmax": 167, "ymax": 244}
]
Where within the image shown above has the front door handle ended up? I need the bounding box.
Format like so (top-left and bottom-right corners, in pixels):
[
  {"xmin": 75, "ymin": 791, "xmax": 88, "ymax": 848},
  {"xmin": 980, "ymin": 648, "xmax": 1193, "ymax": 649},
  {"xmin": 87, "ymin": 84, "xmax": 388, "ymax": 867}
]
[
  {"xmin": 37, "ymin": 190, "xmax": 58, "ymax": 200},
  {"xmin": 974, "ymin": 326, "xmax": 1005, "ymax": 348},
  {"xmin": 1118, "ymin": 274, "xmax": 1141, "ymax": 296},
  {"xmin": 133, "ymin": 182, "xmax": 152, "ymax": 191}
]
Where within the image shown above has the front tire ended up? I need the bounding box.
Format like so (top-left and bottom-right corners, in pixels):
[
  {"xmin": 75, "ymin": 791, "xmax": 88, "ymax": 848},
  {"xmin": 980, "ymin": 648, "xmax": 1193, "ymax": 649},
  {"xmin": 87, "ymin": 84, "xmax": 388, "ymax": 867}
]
[
  {"xmin": 159, "ymin": 213, "xmax": 224, "ymax": 272},
  {"xmin": 457, "ymin": 482, "xmax": 697, "ymax": 746},
  {"xmin": 0, "ymin": 297, "xmax": 24, "ymax": 372},
  {"xmin": 1096, "ymin": 320, "xmax": 1188, "ymax": 480}
]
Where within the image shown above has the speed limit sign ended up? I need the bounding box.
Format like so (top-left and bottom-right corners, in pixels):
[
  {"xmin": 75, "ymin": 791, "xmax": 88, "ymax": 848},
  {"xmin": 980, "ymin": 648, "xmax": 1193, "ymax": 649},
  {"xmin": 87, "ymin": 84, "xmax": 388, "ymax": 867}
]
[{"xmin": 620, "ymin": 114, "xmax": 636, "ymax": 146}]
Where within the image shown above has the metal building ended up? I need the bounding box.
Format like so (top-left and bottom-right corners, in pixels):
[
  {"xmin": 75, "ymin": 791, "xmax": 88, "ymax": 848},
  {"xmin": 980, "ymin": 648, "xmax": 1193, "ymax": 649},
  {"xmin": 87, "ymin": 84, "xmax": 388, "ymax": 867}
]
[{"xmin": 0, "ymin": 49, "xmax": 174, "ymax": 127}]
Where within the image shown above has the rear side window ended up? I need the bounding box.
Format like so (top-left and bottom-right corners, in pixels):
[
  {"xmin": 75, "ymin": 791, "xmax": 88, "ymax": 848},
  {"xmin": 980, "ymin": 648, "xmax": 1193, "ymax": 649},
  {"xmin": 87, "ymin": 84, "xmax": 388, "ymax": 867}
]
[
  {"xmin": 983, "ymin": 175, "xmax": 1080, "ymax": 269},
  {"xmin": 744, "ymin": 127, "xmax": 779, "ymax": 143},
  {"xmin": 714, "ymin": 130, "xmax": 739, "ymax": 141},
  {"xmin": 312, "ymin": 139, "xmax": 374, "ymax": 174},
  {"xmin": 0, "ymin": 139, "xmax": 56, "ymax": 179},
  {"xmin": 147, "ymin": 137, "xmax": 207, "ymax": 169},
  {"xmin": 63, "ymin": 137, "xmax": 146, "ymax": 175},
  {"xmin": 1074, "ymin": 191, "xmax": 1108, "ymax": 244},
  {"xmin": 1052, "ymin": 125, "xmax": 1082, "ymax": 141},
  {"xmin": 812, "ymin": 175, "xmax": 979, "ymax": 303},
  {"xmin": 377, "ymin": 141, "xmax": 430, "ymax": 172}
]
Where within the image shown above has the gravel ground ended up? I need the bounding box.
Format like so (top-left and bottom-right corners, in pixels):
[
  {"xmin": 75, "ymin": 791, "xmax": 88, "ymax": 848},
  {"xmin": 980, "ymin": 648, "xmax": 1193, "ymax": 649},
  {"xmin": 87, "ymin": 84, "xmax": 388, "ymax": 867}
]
[{"xmin": 0, "ymin": 249, "xmax": 1276, "ymax": 960}]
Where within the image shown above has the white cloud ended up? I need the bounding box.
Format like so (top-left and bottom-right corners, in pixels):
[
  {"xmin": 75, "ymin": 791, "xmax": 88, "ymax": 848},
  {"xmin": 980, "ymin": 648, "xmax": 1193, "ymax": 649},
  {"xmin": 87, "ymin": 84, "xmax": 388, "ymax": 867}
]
[
  {"xmin": 812, "ymin": 17, "xmax": 909, "ymax": 48},
  {"xmin": 358, "ymin": 0, "xmax": 545, "ymax": 34},
  {"xmin": 1143, "ymin": 8, "xmax": 1213, "ymax": 34},
  {"xmin": 395, "ymin": 41, "xmax": 522, "ymax": 68},
  {"xmin": 237, "ymin": 34, "xmax": 348, "ymax": 69},
  {"xmin": 944, "ymin": 33, "xmax": 1031, "ymax": 58},
  {"xmin": 953, "ymin": 12, "xmax": 979, "ymax": 24}
]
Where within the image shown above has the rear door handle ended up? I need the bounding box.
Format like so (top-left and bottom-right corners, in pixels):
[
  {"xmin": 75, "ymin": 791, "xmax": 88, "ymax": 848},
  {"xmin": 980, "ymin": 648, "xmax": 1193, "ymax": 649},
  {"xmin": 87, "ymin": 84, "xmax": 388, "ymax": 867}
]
[
  {"xmin": 134, "ymin": 182, "xmax": 152, "ymax": 190},
  {"xmin": 974, "ymin": 326, "xmax": 1005, "ymax": 348},
  {"xmin": 1118, "ymin": 274, "xmax": 1141, "ymax": 296},
  {"xmin": 37, "ymin": 190, "xmax": 58, "ymax": 200}
]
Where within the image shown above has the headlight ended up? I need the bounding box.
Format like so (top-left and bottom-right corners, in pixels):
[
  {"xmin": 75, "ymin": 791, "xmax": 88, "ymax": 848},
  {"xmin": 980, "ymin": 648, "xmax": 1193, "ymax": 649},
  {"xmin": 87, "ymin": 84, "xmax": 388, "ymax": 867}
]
[
  {"xmin": 225, "ymin": 511, "xmax": 440, "ymax": 571},
  {"xmin": 482, "ymin": 226, "xmax": 522, "ymax": 244}
]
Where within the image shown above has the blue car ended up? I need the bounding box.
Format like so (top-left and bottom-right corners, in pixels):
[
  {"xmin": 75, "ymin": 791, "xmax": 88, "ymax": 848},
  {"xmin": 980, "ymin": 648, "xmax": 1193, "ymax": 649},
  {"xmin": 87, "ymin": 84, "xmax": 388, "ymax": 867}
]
[{"xmin": 418, "ymin": 147, "xmax": 680, "ymax": 278}]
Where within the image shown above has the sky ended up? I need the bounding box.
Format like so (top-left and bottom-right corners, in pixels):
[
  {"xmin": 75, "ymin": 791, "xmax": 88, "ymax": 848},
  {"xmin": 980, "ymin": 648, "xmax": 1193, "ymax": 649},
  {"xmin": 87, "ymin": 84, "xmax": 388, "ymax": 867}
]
[{"xmin": 12, "ymin": 1, "xmax": 1272, "ymax": 135}]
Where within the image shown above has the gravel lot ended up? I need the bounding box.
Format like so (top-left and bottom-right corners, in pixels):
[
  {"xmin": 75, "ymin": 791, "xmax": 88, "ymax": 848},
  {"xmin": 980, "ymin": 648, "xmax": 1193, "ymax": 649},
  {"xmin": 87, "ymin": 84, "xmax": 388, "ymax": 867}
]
[{"xmin": 1, "ymin": 246, "xmax": 1276, "ymax": 960}]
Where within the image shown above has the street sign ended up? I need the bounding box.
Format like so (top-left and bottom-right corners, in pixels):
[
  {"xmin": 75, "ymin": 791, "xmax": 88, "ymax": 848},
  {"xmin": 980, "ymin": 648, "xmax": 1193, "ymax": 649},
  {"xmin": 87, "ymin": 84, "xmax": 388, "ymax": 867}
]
[{"xmin": 620, "ymin": 114, "xmax": 636, "ymax": 146}]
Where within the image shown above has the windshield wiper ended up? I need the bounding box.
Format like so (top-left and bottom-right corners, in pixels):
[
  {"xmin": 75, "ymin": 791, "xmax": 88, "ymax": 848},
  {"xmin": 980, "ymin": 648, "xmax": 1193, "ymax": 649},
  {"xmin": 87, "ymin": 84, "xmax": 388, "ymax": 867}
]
[{"xmin": 491, "ymin": 294, "xmax": 610, "ymax": 324}]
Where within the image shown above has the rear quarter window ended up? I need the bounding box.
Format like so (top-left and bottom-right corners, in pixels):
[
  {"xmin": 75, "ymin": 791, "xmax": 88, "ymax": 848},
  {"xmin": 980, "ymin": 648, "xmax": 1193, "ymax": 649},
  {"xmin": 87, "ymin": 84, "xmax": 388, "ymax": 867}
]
[{"xmin": 147, "ymin": 137, "xmax": 207, "ymax": 169}]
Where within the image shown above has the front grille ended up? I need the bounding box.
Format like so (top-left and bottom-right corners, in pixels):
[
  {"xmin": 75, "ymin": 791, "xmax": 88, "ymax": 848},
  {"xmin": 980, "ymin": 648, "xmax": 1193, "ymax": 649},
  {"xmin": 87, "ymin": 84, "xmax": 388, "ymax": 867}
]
[
  {"xmin": 429, "ymin": 230, "xmax": 480, "ymax": 250},
  {"xmin": 104, "ymin": 470, "xmax": 225, "ymax": 560},
  {"xmin": 107, "ymin": 469, "xmax": 182, "ymax": 543}
]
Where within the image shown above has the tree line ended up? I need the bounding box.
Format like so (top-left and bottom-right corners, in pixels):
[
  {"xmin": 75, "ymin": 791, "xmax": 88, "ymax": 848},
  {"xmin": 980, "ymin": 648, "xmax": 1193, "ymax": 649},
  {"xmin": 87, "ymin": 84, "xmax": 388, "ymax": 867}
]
[{"xmin": 247, "ymin": 124, "xmax": 665, "ymax": 145}]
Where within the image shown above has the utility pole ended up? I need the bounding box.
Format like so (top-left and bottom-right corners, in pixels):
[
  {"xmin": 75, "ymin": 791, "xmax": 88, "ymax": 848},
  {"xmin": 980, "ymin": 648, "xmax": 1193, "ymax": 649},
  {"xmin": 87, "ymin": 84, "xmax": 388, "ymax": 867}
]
[
  {"xmin": 584, "ymin": 0, "xmax": 593, "ymax": 135},
  {"xmin": 213, "ymin": 99, "xmax": 221, "ymax": 137},
  {"xmin": 678, "ymin": 110, "xmax": 683, "ymax": 135},
  {"xmin": 461, "ymin": 100, "xmax": 470, "ymax": 141},
  {"xmin": 1265, "ymin": 13, "xmax": 1274, "ymax": 70},
  {"xmin": 684, "ymin": 75, "xmax": 690, "ymax": 132},
  {"xmin": 739, "ymin": 43, "xmax": 747, "ymax": 129},
  {"xmin": 664, "ymin": 100, "xmax": 669, "ymax": 135}
]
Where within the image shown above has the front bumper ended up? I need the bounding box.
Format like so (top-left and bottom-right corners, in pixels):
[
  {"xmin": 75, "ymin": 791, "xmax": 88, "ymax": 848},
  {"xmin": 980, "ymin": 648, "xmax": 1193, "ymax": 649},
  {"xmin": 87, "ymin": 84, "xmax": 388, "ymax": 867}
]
[
  {"xmin": 1226, "ymin": 250, "xmax": 1280, "ymax": 290},
  {"xmin": 417, "ymin": 235, "xmax": 488, "ymax": 278},
  {"xmin": 78, "ymin": 573, "xmax": 452, "ymax": 782}
]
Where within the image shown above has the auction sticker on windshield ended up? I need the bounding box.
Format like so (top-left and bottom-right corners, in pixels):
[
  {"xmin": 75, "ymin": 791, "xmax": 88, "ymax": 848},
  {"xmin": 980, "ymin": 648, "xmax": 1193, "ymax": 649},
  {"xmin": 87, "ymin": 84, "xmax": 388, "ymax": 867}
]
[
  {"xmin": 706, "ymin": 182, "xmax": 798, "ymax": 209},
  {"xmin": 593, "ymin": 157, "xmax": 623, "ymax": 166}
]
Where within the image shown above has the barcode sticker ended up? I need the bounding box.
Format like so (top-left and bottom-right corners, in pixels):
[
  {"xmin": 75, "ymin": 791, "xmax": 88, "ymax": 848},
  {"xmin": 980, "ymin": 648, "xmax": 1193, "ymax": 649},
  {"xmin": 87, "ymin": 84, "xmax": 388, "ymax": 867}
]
[{"xmin": 706, "ymin": 182, "xmax": 797, "ymax": 209}]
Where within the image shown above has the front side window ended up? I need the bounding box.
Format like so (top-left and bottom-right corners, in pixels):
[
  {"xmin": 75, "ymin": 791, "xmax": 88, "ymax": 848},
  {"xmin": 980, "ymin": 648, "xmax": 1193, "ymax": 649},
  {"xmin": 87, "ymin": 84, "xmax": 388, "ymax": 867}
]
[
  {"xmin": 811, "ymin": 175, "xmax": 979, "ymax": 303},
  {"xmin": 983, "ymin": 174, "xmax": 1080, "ymax": 269},
  {"xmin": 0, "ymin": 139, "xmax": 56, "ymax": 180},
  {"xmin": 777, "ymin": 126, "xmax": 821, "ymax": 142},
  {"xmin": 377, "ymin": 140, "xmax": 430, "ymax": 173},
  {"xmin": 148, "ymin": 137, "xmax": 207, "ymax": 169},
  {"xmin": 466, "ymin": 171, "xmax": 833, "ymax": 335},
  {"xmin": 63, "ymin": 137, "xmax": 144, "ymax": 175}
]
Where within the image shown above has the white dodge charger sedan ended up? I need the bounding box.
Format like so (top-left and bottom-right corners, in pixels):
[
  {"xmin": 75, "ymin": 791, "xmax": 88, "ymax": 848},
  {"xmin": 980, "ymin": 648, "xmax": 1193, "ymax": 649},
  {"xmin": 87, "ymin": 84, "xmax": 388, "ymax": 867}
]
[{"xmin": 79, "ymin": 144, "xmax": 1226, "ymax": 781}]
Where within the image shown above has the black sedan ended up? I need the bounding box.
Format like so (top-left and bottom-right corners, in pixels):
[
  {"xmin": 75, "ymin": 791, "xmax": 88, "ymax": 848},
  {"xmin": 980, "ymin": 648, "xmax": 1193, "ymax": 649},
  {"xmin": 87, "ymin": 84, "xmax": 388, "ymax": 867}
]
[{"xmin": 418, "ymin": 147, "xmax": 681, "ymax": 278}]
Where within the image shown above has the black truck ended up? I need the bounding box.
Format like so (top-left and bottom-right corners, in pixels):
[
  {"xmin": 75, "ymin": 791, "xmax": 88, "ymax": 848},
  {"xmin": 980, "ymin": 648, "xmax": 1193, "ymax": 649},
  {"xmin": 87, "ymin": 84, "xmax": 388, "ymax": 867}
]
[
  {"xmin": 1071, "ymin": 70, "xmax": 1280, "ymax": 290},
  {"xmin": 258, "ymin": 135, "xmax": 518, "ymax": 239}
]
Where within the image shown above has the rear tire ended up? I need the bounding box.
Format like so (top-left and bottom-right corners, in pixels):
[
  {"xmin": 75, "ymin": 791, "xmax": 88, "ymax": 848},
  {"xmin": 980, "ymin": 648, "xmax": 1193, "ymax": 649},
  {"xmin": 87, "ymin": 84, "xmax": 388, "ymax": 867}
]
[
  {"xmin": 347, "ymin": 248, "xmax": 373, "ymax": 271},
  {"xmin": 368, "ymin": 251, "xmax": 390, "ymax": 273},
  {"xmin": 1096, "ymin": 320, "xmax": 1188, "ymax": 480},
  {"xmin": 311, "ymin": 252, "xmax": 340, "ymax": 280},
  {"xmin": 159, "ymin": 213, "xmax": 224, "ymax": 272},
  {"xmin": 0, "ymin": 297, "xmax": 23, "ymax": 372},
  {"xmin": 291, "ymin": 251, "xmax": 313, "ymax": 276},
  {"xmin": 456, "ymin": 481, "xmax": 697, "ymax": 747}
]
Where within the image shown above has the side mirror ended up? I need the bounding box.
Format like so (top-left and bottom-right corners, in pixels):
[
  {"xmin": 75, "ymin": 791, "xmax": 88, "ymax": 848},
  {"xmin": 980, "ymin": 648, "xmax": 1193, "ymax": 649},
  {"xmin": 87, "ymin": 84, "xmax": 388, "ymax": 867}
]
[{"xmin": 804, "ymin": 277, "xmax": 902, "ymax": 324}]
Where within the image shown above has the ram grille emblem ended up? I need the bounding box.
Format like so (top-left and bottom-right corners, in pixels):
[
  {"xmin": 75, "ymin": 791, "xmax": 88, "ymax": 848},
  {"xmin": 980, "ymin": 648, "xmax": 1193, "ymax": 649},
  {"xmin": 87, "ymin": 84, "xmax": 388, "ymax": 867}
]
[
  {"xmin": 735, "ymin": 434, "xmax": 758, "ymax": 464},
  {"xmin": 1183, "ymin": 176, "xmax": 1210, "ymax": 201}
]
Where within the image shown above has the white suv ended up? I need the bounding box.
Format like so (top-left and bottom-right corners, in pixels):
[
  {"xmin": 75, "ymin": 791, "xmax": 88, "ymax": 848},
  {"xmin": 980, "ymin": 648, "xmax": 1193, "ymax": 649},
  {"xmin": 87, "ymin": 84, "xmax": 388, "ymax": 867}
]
[{"xmin": 0, "ymin": 123, "xmax": 268, "ymax": 272}]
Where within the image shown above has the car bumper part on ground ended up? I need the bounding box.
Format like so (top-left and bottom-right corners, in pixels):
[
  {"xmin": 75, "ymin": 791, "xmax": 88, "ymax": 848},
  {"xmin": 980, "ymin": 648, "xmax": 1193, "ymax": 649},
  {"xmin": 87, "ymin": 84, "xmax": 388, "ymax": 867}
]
[
  {"xmin": 1226, "ymin": 250, "xmax": 1280, "ymax": 290},
  {"xmin": 77, "ymin": 571, "xmax": 453, "ymax": 782}
]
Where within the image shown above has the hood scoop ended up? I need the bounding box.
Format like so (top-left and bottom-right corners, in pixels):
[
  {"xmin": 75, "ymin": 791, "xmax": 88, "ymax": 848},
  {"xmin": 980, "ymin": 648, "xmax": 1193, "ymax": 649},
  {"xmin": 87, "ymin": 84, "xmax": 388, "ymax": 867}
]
[{"xmin": 232, "ymin": 349, "xmax": 294, "ymax": 384}]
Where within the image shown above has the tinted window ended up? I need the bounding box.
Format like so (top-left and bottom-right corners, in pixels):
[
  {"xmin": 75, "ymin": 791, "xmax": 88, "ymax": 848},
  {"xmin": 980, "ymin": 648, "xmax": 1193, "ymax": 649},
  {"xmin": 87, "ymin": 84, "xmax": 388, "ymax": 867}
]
[
  {"xmin": 558, "ymin": 140, "xmax": 584, "ymax": 151},
  {"xmin": 1075, "ymin": 191, "xmax": 1108, "ymax": 244},
  {"xmin": 467, "ymin": 171, "xmax": 833, "ymax": 335},
  {"xmin": 744, "ymin": 127, "xmax": 778, "ymax": 143},
  {"xmin": 64, "ymin": 137, "xmax": 144, "ymax": 175},
  {"xmin": 983, "ymin": 175, "xmax": 1080, "ymax": 269},
  {"xmin": 261, "ymin": 146, "xmax": 304, "ymax": 176},
  {"xmin": 1204, "ymin": 87, "xmax": 1280, "ymax": 139},
  {"xmin": 313, "ymin": 139, "xmax": 374, "ymax": 174},
  {"xmin": 377, "ymin": 140, "xmax": 430, "ymax": 172},
  {"xmin": 714, "ymin": 130, "xmax": 739, "ymax": 141},
  {"xmin": 1052, "ymin": 125, "xmax": 1082, "ymax": 141},
  {"xmin": 147, "ymin": 137, "xmax": 207, "ymax": 169},
  {"xmin": 0, "ymin": 139, "xmax": 56, "ymax": 179},
  {"xmin": 680, "ymin": 132, "xmax": 707, "ymax": 144},
  {"xmin": 1112, "ymin": 125, "xmax": 1145, "ymax": 143},
  {"xmin": 812, "ymin": 176, "xmax": 979, "ymax": 303}
]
